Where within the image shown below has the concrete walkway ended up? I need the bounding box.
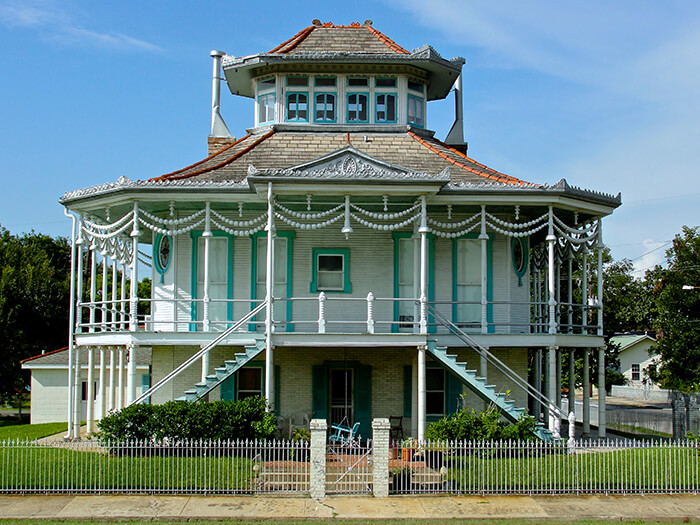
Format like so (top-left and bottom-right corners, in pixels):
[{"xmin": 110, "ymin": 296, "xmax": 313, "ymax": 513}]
[{"xmin": 2, "ymin": 494, "xmax": 700, "ymax": 521}]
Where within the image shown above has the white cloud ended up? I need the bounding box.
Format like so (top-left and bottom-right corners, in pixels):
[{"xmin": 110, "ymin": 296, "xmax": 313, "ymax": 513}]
[
  {"xmin": 0, "ymin": 1, "xmax": 161, "ymax": 53},
  {"xmin": 632, "ymin": 239, "xmax": 670, "ymax": 278}
]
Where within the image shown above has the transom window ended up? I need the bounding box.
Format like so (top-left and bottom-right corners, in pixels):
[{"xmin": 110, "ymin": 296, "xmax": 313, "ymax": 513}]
[
  {"xmin": 315, "ymin": 77, "xmax": 336, "ymax": 87},
  {"xmin": 376, "ymin": 77, "xmax": 397, "ymax": 88},
  {"xmin": 287, "ymin": 76, "xmax": 308, "ymax": 87},
  {"xmin": 408, "ymin": 79, "xmax": 424, "ymax": 93},
  {"xmin": 348, "ymin": 77, "xmax": 369, "ymax": 87},
  {"xmin": 311, "ymin": 248, "xmax": 351, "ymax": 293},
  {"xmin": 315, "ymin": 93, "xmax": 336, "ymax": 122},
  {"xmin": 347, "ymin": 93, "xmax": 369, "ymax": 123},
  {"xmin": 287, "ymin": 92, "xmax": 309, "ymax": 122}
]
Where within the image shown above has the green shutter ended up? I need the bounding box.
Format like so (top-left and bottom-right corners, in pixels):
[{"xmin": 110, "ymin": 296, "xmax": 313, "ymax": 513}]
[
  {"xmin": 312, "ymin": 365, "xmax": 328, "ymax": 420},
  {"xmin": 354, "ymin": 364, "xmax": 372, "ymax": 440},
  {"xmin": 403, "ymin": 365, "xmax": 412, "ymax": 418},
  {"xmin": 220, "ymin": 375, "xmax": 235, "ymax": 401},
  {"xmin": 446, "ymin": 372, "xmax": 463, "ymax": 415}
]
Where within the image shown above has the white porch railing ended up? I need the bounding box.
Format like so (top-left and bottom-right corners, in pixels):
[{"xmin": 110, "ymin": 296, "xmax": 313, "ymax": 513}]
[{"xmin": 76, "ymin": 294, "xmax": 602, "ymax": 336}]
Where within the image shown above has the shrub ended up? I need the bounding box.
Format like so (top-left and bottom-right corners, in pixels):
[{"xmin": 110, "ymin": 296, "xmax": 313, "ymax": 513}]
[
  {"xmin": 97, "ymin": 396, "xmax": 276, "ymax": 442},
  {"xmin": 425, "ymin": 405, "xmax": 537, "ymax": 441}
]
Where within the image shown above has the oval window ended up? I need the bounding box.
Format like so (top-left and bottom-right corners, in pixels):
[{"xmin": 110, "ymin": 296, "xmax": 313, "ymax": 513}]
[
  {"xmin": 511, "ymin": 237, "xmax": 528, "ymax": 286},
  {"xmin": 154, "ymin": 234, "xmax": 172, "ymax": 282}
]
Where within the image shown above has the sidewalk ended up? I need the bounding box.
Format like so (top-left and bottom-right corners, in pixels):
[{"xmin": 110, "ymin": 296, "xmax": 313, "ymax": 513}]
[{"xmin": 2, "ymin": 494, "xmax": 700, "ymax": 521}]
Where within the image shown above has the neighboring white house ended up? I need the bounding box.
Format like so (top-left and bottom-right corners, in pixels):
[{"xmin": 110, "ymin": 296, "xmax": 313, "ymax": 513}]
[
  {"xmin": 612, "ymin": 334, "xmax": 659, "ymax": 386},
  {"xmin": 21, "ymin": 347, "xmax": 151, "ymax": 424},
  {"xmin": 58, "ymin": 20, "xmax": 621, "ymax": 441}
]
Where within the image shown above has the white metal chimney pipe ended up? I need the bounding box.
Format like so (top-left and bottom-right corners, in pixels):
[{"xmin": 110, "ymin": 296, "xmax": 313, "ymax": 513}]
[
  {"xmin": 210, "ymin": 50, "xmax": 226, "ymax": 136},
  {"xmin": 445, "ymin": 73, "xmax": 465, "ymax": 146}
]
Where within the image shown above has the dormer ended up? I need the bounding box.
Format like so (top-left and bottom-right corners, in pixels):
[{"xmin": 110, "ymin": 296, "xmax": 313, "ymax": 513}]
[{"xmin": 220, "ymin": 20, "xmax": 464, "ymax": 132}]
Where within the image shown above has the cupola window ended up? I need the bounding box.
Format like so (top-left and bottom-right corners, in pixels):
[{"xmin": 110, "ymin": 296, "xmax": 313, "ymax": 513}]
[
  {"xmin": 376, "ymin": 93, "xmax": 397, "ymax": 123},
  {"xmin": 287, "ymin": 92, "xmax": 309, "ymax": 122},
  {"xmin": 407, "ymin": 95, "xmax": 424, "ymax": 128},
  {"xmin": 348, "ymin": 77, "xmax": 369, "ymax": 87},
  {"xmin": 347, "ymin": 93, "xmax": 369, "ymax": 123},
  {"xmin": 256, "ymin": 77, "xmax": 276, "ymax": 125},
  {"xmin": 315, "ymin": 93, "xmax": 336, "ymax": 123},
  {"xmin": 375, "ymin": 77, "xmax": 396, "ymax": 88},
  {"xmin": 287, "ymin": 76, "xmax": 309, "ymax": 87}
]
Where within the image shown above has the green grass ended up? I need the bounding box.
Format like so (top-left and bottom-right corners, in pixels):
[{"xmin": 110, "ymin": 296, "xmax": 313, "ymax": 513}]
[
  {"xmin": 0, "ymin": 446, "xmax": 255, "ymax": 491},
  {"xmin": 446, "ymin": 446, "xmax": 700, "ymax": 493},
  {"xmin": 0, "ymin": 422, "xmax": 67, "ymax": 441}
]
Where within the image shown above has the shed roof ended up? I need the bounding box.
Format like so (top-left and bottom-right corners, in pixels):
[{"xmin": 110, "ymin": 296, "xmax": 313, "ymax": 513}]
[{"xmin": 21, "ymin": 347, "xmax": 151, "ymax": 368}]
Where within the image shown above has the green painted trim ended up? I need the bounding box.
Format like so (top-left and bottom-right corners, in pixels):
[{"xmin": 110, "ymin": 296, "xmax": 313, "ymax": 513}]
[
  {"xmin": 286, "ymin": 75, "xmax": 308, "ymax": 86},
  {"xmin": 314, "ymin": 76, "xmax": 337, "ymax": 87},
  {"xmin": 346, "ymin": 92, "xmax": 369, "ymax": 123},
  {"xmin": 153, "ymin": 233, "xmax": 172, "ymax": 283},
  {"xmin": 250, "ymin": 231, "xmax": 295, "ymax": 332},
  {"xmin": 391, "ymin": 232, "xmax": 435, "ymax": 333},
  {"xmin": 375, "ymin": 93, "xmax": 397, "ymax": 124},
  {"xmin": 313, "ymin": 92, "xmax": 337, "ymax": 123},
  {"xmin": 310, "ymin": 247, "xmax": 352, "ymax": 293},
  {"xmin": 511, "ymin": 237, "xmax": 529, "ymax": 286},
  {"xmin": 190, "ymin": 230, "xmax": 234, "ymax": 332},
  {"xmin": 286, "ymin": 92, "xmax": 309, "ymax": 123},
  {"xmin": 375, "ymin": 76, "xmax": 397, "ymax": 88},
  {"xmin": 451, "ymin": 233, "xmax": 494, "ymax": 334}
]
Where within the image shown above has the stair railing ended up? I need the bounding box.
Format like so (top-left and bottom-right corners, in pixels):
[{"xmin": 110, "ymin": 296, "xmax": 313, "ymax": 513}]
[
  {"xmin": 129, "ymin": 301, "xmax": 268, "ymax": 406},
  {"xmin": 426, "ymin": 303, "xmax": 565, "ymax": 421}
]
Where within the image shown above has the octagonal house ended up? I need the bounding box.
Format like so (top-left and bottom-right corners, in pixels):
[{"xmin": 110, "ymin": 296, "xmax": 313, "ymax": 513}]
[{"xmin": 60, "ymin": 20, "xmax": 620, "ymax": 441}]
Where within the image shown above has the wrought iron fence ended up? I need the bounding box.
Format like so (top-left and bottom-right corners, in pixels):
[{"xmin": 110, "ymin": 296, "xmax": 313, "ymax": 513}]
[
  {"xmin": 2, "ymin": 437, "xmax": 698, "ymax": 496},
  {"xmin": 390, "ymin": 439, "xmax": 700, "ymax": 495},
  {"xmin": 0, "ymin": 438, "xmax": 309, "ymax": 495}
]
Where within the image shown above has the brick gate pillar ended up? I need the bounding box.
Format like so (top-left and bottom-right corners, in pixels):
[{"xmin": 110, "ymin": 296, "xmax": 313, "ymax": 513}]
[
  {"xmin": 310, "ymin": 419, "xmax": 327, "ymax": 500},
  {"xmin": 372, "ymin": 418, "xmax": 390, "ymax": 498}
]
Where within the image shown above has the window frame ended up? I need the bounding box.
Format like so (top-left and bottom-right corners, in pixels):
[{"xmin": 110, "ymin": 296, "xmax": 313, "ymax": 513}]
[
  {"xmin": 286, "ymin": 91, "xmax": 309, "ymax": 122},
  {"xmin": 310, "ymin": 248, "xmax": 352, "ymax": 293},
  {"xmin": 257, "ymin": 92, "xmax": 276, "ymax": 125},
  {"xmin": 346, "ymin": 92, "xmax": 370, "ymax": 124},
  {"xmin": 425, "ymin": 367, "xmax": 446, "ymax": 417},
  {"xmin": 407, "ymin": 94, "xmax": 425, "ymax": 128},
  {"xmin": 375, "ymin": 92, "xmax": 397, "ymax": 123},
  {"xmin": 631, "ymin": 363, "xmax": 641, "ymax": 381},
  {"xmin": 314, "ymin": 92, "xmax": 337, "ymax": 123},
  {"xmin": 451, "ymin": 233, "xmax": 493, "ymax": 333}
]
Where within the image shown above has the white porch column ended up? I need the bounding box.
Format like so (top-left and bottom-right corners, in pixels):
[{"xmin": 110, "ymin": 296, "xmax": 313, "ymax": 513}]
[
  {"xmin": 117, "ymin": 347, "xmax": 125, "ymax": 410},
  {"xmin": 101, "ymin": 253, "xmax": 108, "ymax": 331},
  {"xmin": 568, "ymin": 349, "xmax": 576, "ymax": 423},
  {"xmin": 72, "ymin": 346, "xmax": 81, "ymax": 439},
  {"xmin": 129, "ymin": 203, "xmax": 140, "ymax": 331},
  {"xmin": 127, "ymin": 344, "xmax": 137, "ymax": 405},
  {"xmin": 108, "ymin": 347, "xmax": 116, "ymax": 412},
  {"xmin": 417, "ymin": 344, "xmax": 426, "ymax": 440},
  {"xmin": 582, "ymin": 348, "xmax": 590, "ymax": 437},
  {"xmin": 598, "ymin": 346, "xmax": 606, "ymax": 438},
  {"xmin": 567, "ymin": 253, "xmax": 573, "ymax": 333},
  {"xmin": 556, "ymin": 348, "xmax": 562, "ymax": 409},
  {"xmin": 89, "ymin": 246, "xmax": 97, "ymax": 333},
  {"xmin": 120, "ymin": 261, "xmax": 127, "ymax": 330},
  {"xmin": 64, "ymin": 210, "xmax": 78, "ymax": 439},
  {"xmin": 264, "ymin": 182, "xmax": 275, "ymax": 409},
  {"xmin": 75, "ymin": 231, "xmax": 84, "ymax": 335},
  {"xmin": 547, "ymin": 346, "xmax": 557, "ymax": 431},
  {"xmin": 111, "ymin": 259, "xmax": 118, "ymax": 329},
  {"xmin": 546, "ymin": 207, "xmax": 557, "ymax": 334},
  {"xmin": 419, "ymin": 195, "xmax": 429, "ymax": 334},
  {"xmin": 98, "ymin": 347, "xmax": 107, "ymax": 420},
  {"xmin": 479, "ymin": 205, "xmax": 489, "ymax": 334},
  {"xmin": 86, "ymin": 347, "xmax": 95, "ymax": 435},
  {"xmin": 581, "ymin": 247, "xmax": 588, "ymax": 334},
  {"xmin": 596, "ymin": 219, "xmax": 605, "ymax": 336},
  {"xmin": 202, "ymin": 202, "xmax": 212, "ymax": 333}
]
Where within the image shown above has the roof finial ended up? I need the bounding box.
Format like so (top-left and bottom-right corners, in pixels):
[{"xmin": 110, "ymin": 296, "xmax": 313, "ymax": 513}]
[
  {"xmin": 363, "ymin": 19, "xmax": 373, "ymax": 26},
  {"xmin": 312, "ymin": 19, "xmax": 321, "ymax": 26}
]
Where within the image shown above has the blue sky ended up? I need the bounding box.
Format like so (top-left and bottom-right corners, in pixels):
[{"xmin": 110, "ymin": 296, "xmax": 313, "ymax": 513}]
[{"xmin": 1, "ymin": 0, "xmax": 698, "ymax": 276}]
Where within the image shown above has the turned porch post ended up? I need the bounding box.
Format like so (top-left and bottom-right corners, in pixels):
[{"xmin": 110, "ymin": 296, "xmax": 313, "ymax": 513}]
[
  {"xmin": 596, "ymin": 219, "xmax": 605, "ymax": 336},
  {"xmin": 418, "ymin": 344, "xmax": 426, "ymax": 440},
  {"xmin": 419, "ymin": 195, "xmax": 429, "ymax": 334},
  {"xmin": 129, "ymin": 203, "xmax": 140, "ymax": 332},
  {"xmin": 264, "ymin": 182, "xmax": 275, "ymax": 409},
  {"xmin": 547, "ymin": 207, "xmax": 557, "ymax": 334},
  {"xmin": 480, "ymin": 205, "xmax": 489, "ymax": 334}
]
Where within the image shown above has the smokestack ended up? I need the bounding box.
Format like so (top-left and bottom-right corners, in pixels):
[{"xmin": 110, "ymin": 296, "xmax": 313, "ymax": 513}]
[
  {"xmin": 210, "ymin": 50, "xmax": 232, "ymax": 138},
  {"xmin": 445, "ymin": 73, "xmax": 467, "ymax": 154}
]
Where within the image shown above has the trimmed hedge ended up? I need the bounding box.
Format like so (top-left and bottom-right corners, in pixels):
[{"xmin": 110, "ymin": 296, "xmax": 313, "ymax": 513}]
[
  {"xmin": 97, "ymin": 397, "xmax": 276, "ymax": 441},
  {"xmin": 425, "ymin": 405, "xmax": 537, "ymax": 441}
]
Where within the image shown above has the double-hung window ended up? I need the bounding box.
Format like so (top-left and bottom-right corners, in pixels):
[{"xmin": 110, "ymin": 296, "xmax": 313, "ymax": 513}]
[
  {"xmin": 314, "ymin": 77, "xmax": 336, "ymax": 123},
  {"xmin": 347, "ymin": 93, "xmax": 369, "ymax": 123},
  {"xmin": 375, "ymin": 77, "xmax": 397, "ymax": 123},
  {"xmin": 257, "ymin": 77, "xmax": 276, "ymax": 125},
  {"xmin": 631, "ymin": 363, "xmax": 641, "ymax": 381},
  {"xmin": 407, "ymin": 79, "xmax": 425, "ymax": 128},
  {"xmin": 426, "ymin": 368, "xmax": 446, "ymax": 417},
  {"xmin": 311, "ymin": 248, "xmax": 351, "ymax": 293},
  {"xmin": 454, "ymin": 238, "xmax": 481, "ymax": 328},
  {"xmin": 286, "ymin": 76, "xmax": 309, "ymax": 122}
]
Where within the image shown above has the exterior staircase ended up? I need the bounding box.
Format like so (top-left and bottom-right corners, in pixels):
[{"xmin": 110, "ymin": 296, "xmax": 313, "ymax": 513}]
[
  {"xmin": 427, "ymin": 340, "xmax": 554, "ymax": 441},
  {"xmin": 177, "ymin": 338, "xmax": 266, "ymax": 402}
]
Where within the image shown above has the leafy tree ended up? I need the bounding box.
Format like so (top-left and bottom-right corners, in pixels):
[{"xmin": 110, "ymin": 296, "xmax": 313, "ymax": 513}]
[
  {"xmin": 0, "ymin": 227, "xmax": 71, "ymax": 407},
  {"xmin": 647, "ymin": 226, "xmax": 700, "ymax": 390}
]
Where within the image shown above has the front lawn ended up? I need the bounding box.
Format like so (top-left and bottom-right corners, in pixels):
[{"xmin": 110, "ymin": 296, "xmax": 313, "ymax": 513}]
[{"xmin": 0, "ymin": 422, "xmax": 67, "ymax": 441}]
